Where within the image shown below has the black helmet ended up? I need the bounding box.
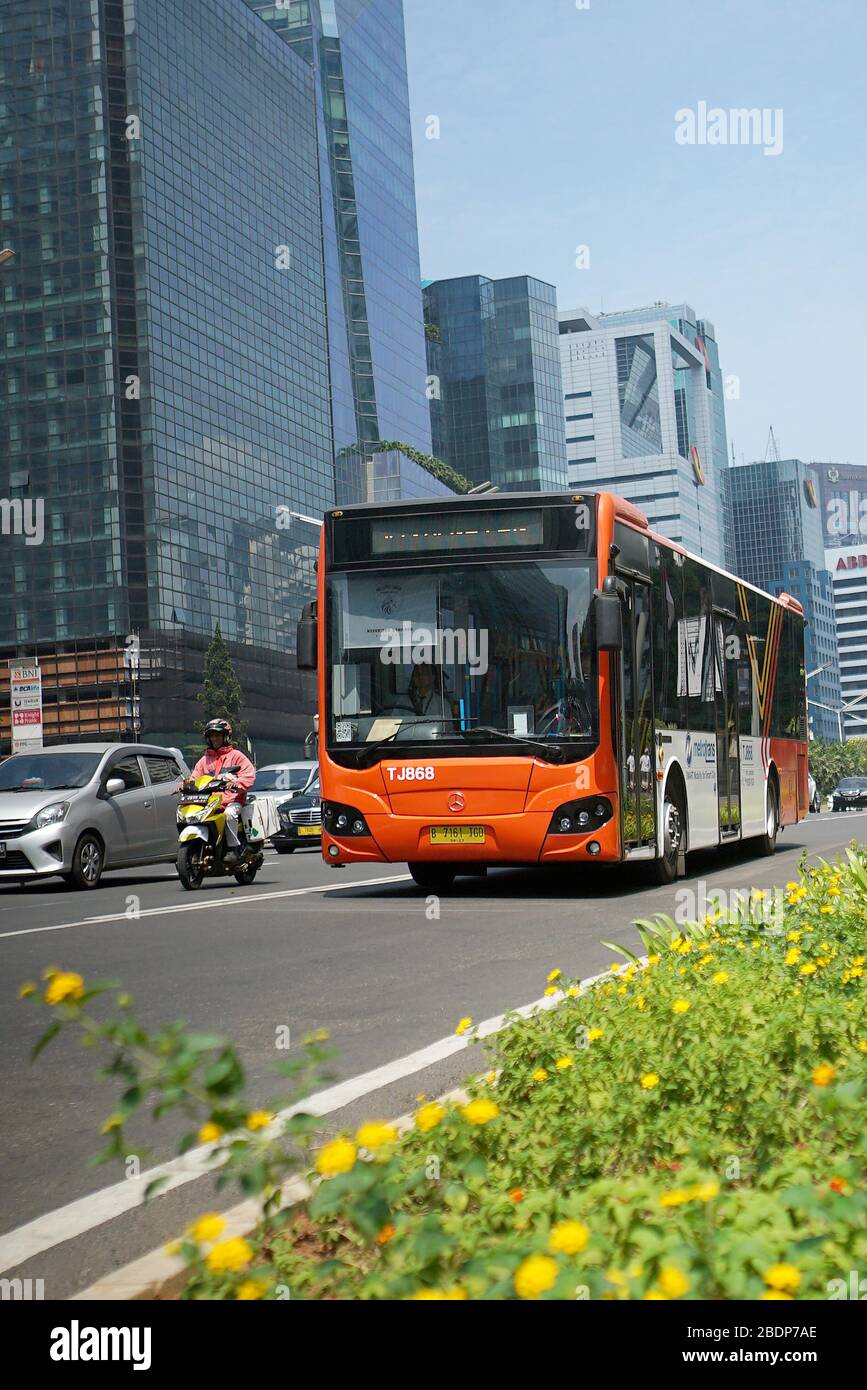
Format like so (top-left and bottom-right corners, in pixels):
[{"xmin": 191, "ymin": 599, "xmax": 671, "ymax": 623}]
[{"xmin": 204, "ymin": 718, "xmax": 233, "ymax": 743}]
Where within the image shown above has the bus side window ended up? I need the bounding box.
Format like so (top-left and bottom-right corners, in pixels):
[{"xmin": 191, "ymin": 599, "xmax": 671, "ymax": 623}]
[
  {"xmin": 651, "ymin": 545, "xmax": 684, "ymax": 730},
  {"xmin": 682, "ymin": 556, "xmax": 716, "ymax": 731}
]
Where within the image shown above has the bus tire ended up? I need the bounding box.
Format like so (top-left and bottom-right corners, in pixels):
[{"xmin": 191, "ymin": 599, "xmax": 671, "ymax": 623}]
[
  {"xmin": 408, "ymin": 862, "xmax": 456, "ymax": 892},
  {"xmin": 759, "ymin": 776, "xmax": 779, "ymax": 856},
  {"xmin": 653, "ymin": 784, "xmax": 685, "ymax": 885}
]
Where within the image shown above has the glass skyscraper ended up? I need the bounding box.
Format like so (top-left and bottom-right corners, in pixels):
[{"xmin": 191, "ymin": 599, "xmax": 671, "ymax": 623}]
[
  {"xmin": 558, "ymin": 303, "xmax": 728, "ymax": 564},
  {"xmin": 0, "ymin": 0, "xmax": 430, "ymax": 756},
  {"xmin": 725, "ymin": 460, "xmax": 842, "ymax": 742},
  {"xmin": 422, "ymin": 274, "xmax": 569, "ymax": 493}
]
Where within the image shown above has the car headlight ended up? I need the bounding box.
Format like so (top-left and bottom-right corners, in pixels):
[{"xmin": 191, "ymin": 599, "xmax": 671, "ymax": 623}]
[{"xmin": 35, "ymin": 801, "xmax": 70, "ymax": 829}]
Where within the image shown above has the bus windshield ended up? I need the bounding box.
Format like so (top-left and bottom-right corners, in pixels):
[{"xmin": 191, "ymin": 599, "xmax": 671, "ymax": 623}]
[{"xmin": 327, "ymin": 559, "xmax": 598, "ymax": 761}]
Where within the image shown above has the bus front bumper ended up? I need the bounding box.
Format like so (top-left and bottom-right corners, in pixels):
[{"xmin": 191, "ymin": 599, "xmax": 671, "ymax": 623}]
[{"xmin": 321, "ymin": 812, "xmax": 621, "ymax": 867}]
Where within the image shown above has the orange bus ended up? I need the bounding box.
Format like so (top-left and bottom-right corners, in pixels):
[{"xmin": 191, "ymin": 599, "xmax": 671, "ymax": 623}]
[{"xmin": 297, "ymin": 491, "xmax": 808, "ymax": 890}]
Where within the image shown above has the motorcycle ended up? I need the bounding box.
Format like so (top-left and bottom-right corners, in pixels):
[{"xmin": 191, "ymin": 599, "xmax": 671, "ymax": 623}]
[{"xmin": 175, "ymin": 769, "xmax": 264, "ymax": 890}]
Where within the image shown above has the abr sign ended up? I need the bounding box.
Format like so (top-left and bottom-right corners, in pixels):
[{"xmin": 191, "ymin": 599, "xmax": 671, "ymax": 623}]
[{"xmin": 836, "ymin": 554, "xmax": 867, "ymax": 569}]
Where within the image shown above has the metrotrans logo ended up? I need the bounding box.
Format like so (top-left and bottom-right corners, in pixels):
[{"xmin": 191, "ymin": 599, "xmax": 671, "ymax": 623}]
[{"xmin": 686, "ymin": 734, "xmax": 716, "ymax": 766}]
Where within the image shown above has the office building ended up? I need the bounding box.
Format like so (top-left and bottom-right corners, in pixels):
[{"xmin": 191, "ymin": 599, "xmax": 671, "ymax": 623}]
[
  {"xmin": 816, "ymin": 463, "xmax": 867, "ymax": 737},
  {"xmin": 725, "ymin": 460, "xmax": 842, "ymax": 741},
  {"xmin": 0, "ymin": 0, "xmax": 430, "ymax": 757},
  {"xmin": 557, "ymin": 302, "xmax": 728, "ymax": 564},
  {"xmin": 422, "ymin": 274, "xmax": 569, "ymax": 492}
]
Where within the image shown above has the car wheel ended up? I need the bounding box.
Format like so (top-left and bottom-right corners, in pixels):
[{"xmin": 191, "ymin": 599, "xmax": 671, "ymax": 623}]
[
  {"xmin": 64, "ymin": 833, "xmax": 104, "ymax": 890},
  {"xmin": 408, "ymin": 862, "xmax": 456, "ymax": 892}
]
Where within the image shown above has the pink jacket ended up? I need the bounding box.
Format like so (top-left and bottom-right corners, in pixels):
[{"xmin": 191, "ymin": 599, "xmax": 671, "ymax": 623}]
[{"xmin": 191, "ymin": 744, "xmax": 256, "ymax": 805}]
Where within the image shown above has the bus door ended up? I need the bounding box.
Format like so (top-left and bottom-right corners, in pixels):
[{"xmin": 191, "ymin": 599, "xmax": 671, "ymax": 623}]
[
  {"xmin": 714, "ymin": 611, "xmax": 741, "ymax": 838},
  {"xmin": 619, "ymin": 579, "xmax": 656, "ymax": 851}
]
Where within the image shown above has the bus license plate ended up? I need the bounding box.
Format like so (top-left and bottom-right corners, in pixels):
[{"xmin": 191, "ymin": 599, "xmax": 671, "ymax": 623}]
[
  {"xmin": 297, "ymin": 825, "xmax": 321, "ymax": 836},
  {"xmin": 429, "ymin": 826, "xmax": 485, "ymax": 845}
]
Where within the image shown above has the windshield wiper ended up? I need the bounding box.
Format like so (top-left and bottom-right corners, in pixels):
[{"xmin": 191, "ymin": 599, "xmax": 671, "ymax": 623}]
[
  {"xmin": 355, "ymin": 720, "xmax": 457, "ymax": 768},
  {"xmin": 458, "ymin": 726, "xmax": 566, "ymax": 763}
]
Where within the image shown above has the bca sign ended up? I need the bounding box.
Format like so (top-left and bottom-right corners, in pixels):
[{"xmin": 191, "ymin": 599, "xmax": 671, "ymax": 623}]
[{"xmin": 10, "ymin": 664, "xmax": 43, "ymax": 753}]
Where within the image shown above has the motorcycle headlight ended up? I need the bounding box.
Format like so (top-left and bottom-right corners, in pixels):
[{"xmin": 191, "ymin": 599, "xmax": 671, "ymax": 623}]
[{"xmin": 35, "ymin": 801, "xmax": 70, "ymax": 829}]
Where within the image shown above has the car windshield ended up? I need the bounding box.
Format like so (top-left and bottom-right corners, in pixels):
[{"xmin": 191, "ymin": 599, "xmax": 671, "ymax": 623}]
[
  {"xmin": 839, "ymin": 778, "xmax": 864, "ymax": 789},
  {"xmin": 0, "ymin": 751, "xmax": 102, "ymax": 791},
  {"xmin": 326, "ymin": 560, "xmax": 598, "ymax": 762},
  {"xmin": 253, "ymin": 768, "xmax": 310, "ymax": 792}
]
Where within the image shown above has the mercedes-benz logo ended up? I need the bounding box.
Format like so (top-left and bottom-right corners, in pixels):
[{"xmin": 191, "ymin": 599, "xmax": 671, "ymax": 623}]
[{"xmin": 448, "ymin": 792, "xmax": 465, "ymax": 813}]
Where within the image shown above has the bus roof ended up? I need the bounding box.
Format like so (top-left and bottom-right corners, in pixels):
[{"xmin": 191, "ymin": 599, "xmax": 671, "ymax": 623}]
[{"xmin": 325, "ymin": 490, "xmax": 804, "ymax": 619}]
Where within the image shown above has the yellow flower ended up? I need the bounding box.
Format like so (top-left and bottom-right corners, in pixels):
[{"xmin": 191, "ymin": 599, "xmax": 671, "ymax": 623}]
[
  {"xmin": 711, "ymin": 971, "xmax": 729, "ymax": 985},
  {"xmin": 409, "ymin": 1286, "xmax": 467, "ymax": 1300},
  {"xmin": 566, "ymin": 985, "xmax": 580, "ymax": 998},
  {"xmin": 658, "ymin": 1265, "xmax": 689, "ymax": 1298},
  {"xmin": 785, "ymin": 947, "xmax": 801, "ymax": 965},
  {"xmin": 17, "ymin": 981, "xmax": 37, "ymax": 999},
  {"xmin": 647, "ymin": 954, "xmax": 660, "ymax": 965},
  {"xmin": 852, "ymin": 956, "xmax": 866, "ymax": 967},
  {"xmin": 206, "ymin": 1237, "xmax": 254, "ymax": 1274},
  {"xmin": 659, "ymin": 1189, "xmax": 691, "ymax": 1207},
  {"xmin": 514, "ymin": 1253, "xmax": 559, "ymax": 1299},
  {"xmin": 819, "ymin": 905, "xmax": 834, "ymax": 915},
  {"xmin": 752, "ymin": 889, "xmax": 766, "ymax": 901},
  {"xmin": 640, "ymin": 1072, "xmax": 660, "ymax": 1089},
  {"xmin": 811, "ymin": 1062, "xmax": 836, "ymax": 1087},
  {"xmin": 356, "ymin": 1121, "xmax": 397, "ymax": 1151},
  {"xmin": 636, "ymin": 996, "xmax": 646, "ymax": 1010},
  {"xmin": 547, "ymin": 968, "xmax": 562, "ymax": 982},
  {"xmin": 415, "ymin": 1102, "xmax": 446, "ymax": 1133},
  {"xmin": 587, "ymin": 1028, "xmax": 603, "ymax": 1042},
  {"xmin": 198, "ymin": 1121, "xmax": 224, "ymax": 1144},
  {"xmin": 787, "ymin": 930, "xmax": 801, "ymax": 942},
  {"xmin": 455, "ymin": 1016, "xmax": 472, "ymax": 1036},
  {"xmin": 188, "ymin": 1212, "xmax": 226, "ymax": 1243},
  {"xmin": 645, "ymin": 1288, "xmax": 668, "ymax": 1300},
  {"xmin": 532, "ymin": 1068, "xmax": 549, "ymax": 1083},
  {"xmin": 763, "ymin": 1263, "xmax": 801, "ymax": 1292},
  {"xmin": 554, "ymin": 1056, "xmax": 573, "ymax": 1070},
  {"xmin": 617, "ymin": 984, "xmax": 628, "ymax": 995},
  {"xmin": 236, "ymin": 1279, "xmax": 268, "ymax": 1300},
  {"xmin": 672, "ymin": 999, "xmax": 691, "ymax": 1014},
  {"xmin": 549, "ymin": 1220, "xmax": 590, "ymax": 1255},
  {"xmin": 44, "ymin": 971, "xmax": 85, "ymax": 1006},
  {"xmin": 245, "ymin": 1110, "xmax": 272, "ymax": 1132},
  {"xmin": 315, "ymin": 1137, "xmax": 357, "ymax": 1177},
  {"xmin": 544, "ymin": 986, "xmax": 559, "ymax": 997},
  {"xmin": 799, "ymin": 962, "xmax": 817, "ymax": 976},
  {"xmin": 610, "ymin": 962, "xmax": 621, "ymax": 972},
  {"xmin": 858, "ymin": 1040, "xmax": 867, "ymax": 1054},
  {"xmin": 761, "ymin": 1290, "xmax": 793, "ymax": 1300},
  {"xmin": 691, "ymin": 1180, "xmax": 719, "ymax": 1202},
  {"xmin": 462, "ymin": 1098, "xmax": 499, "ymax": 1125},
  {"xmin": 100, "ymin": 1112, "xmax": 123, "ymax": 1134}
]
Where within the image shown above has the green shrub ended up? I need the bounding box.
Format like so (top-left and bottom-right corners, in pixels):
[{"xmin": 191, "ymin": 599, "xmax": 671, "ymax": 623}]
[{"xmin": 21, "ymin": 853, "xmax": 867, "ymax": 1300}]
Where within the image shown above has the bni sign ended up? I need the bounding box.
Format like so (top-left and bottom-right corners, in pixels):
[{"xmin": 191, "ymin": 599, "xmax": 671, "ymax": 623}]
[{"xmin": 10, "ymin": 663, "xmax": 43, "ymax": 753}]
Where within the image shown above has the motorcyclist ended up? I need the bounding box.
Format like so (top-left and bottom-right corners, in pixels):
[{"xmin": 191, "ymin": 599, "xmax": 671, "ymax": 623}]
[{"xmin": 178, "ymin": 718, "xmax": 255, "ymax": 867}]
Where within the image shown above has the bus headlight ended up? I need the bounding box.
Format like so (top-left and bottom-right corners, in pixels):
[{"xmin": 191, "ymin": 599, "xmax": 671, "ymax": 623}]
[
  {"xmin": 548, "ymin": 797, "xmax": 613, "ymax": 835},
  {"xmin": 323, "ymin": 801, "xmax": 371, "ymax": 837}
]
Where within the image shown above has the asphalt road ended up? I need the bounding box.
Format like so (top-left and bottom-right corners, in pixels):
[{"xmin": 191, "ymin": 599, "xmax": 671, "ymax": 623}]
[{"xmin": 0, "ymin": 812, "xmax": 863, "ymax": 1298}]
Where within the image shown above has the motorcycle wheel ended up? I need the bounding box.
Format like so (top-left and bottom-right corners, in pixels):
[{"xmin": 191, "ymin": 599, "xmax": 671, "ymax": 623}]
[
  {"xmin": 234, "ymin": 861, "xmax": 259, "ymax": 885},
  {"xmin": 178, "ymin": 842, "xmax": 206, "ymax": 890}
]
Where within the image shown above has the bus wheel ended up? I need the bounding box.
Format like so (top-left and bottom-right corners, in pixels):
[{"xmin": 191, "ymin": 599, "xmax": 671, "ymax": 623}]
[
  {"xmin": 759, "ymin": 779, "xmax": 779, "ymax": 856},
  {"xmin": 653, "ymin": 791, "xmax": 684, "ymax": 885},
  {"xmin": 408, "ymin": 862, "xmax": 456, "ymax": 892}
]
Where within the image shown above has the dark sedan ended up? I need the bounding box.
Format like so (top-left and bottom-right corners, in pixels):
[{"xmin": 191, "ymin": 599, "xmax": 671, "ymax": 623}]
[
  {"xmin": 831, "ymin": 777, "xmax": 867, "ymax": 812},
  {"xmin": 272, "ymin": 778, "xmax": 321, "ymax": 853}
]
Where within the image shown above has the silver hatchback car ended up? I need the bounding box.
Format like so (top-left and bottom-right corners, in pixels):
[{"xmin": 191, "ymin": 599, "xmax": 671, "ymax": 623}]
[{"xmin": 0, "ymin": 743, "xmax": 189, "ymax": 890}]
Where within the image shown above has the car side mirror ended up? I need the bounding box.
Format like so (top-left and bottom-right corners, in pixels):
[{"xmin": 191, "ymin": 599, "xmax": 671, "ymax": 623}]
[
  {"xmin": 105, "ymin": 777, "xmax": 126, "ymax": 796},
  {"xmin": 297, "ymin": 601, "xmax": 318, "ymax": 670},
  {"xmin": 595, "ymin": 579, "xmax": 623, "ymax": 652}
]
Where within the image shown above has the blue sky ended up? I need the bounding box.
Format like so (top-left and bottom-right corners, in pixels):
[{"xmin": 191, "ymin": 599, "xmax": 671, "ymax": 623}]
[{"xmin": 403, "ymin": 0, "xmax": 866, "ymax": 465}]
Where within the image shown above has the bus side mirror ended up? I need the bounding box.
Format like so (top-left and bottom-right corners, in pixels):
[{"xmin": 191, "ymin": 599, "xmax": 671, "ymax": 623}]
[
  {"xmin": 297, "ymin": 602, "xmax": 318, "ymax": 670},
  {"xmin": 595, "ymin": 583, "xmax": 623, "ymax": 652}
]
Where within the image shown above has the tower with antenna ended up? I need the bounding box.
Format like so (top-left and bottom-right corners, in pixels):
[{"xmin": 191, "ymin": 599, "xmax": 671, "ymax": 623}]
[{"xmin": 764, "ymin": 426, "xmax": 781, "ymax": 463}]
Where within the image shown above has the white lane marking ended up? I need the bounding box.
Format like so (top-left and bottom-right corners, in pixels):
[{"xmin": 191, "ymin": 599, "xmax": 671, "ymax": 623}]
[
  {"xmin": 0, "ymin": 973, "xmax": 605, "ymax": 1275},
  {"xmin": 0, "ymin": 873, "xmax": 413, "ymax": 941}
]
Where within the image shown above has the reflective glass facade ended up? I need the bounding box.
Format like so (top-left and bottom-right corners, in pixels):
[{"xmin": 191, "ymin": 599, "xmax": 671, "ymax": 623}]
[
  {"xmin": 725, "ymin": 460, "xmax": 842, "ymax": 741},
  {"xmin": 617, "ymin": 335, "xmax": 662, "ymax": 456},
  {"xmin": 423, "ymin": 274, "xmax": 569, "ymax": 492},
  {"xmin": 248, "ymin": 0, "xmax": 432, "ymax": 501},
  {"xmin": 1, "ymin": 0, "xmax": 430, "ymax": 755}
]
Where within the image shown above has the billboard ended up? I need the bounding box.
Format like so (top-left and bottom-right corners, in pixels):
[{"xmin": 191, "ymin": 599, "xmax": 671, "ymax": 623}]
[{"xmin": 9, "ymin": 664, "xmax": 43, "ymax": 753}]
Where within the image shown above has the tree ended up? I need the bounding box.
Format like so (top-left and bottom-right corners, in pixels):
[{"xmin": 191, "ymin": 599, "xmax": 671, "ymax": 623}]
[
  {"xmin": 197, "ymin": 623, "xmax": 249, "ymax": 749},
  {"xmin": 809, "ymin": 737, "xmax": 867, "ymax": 793}
]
